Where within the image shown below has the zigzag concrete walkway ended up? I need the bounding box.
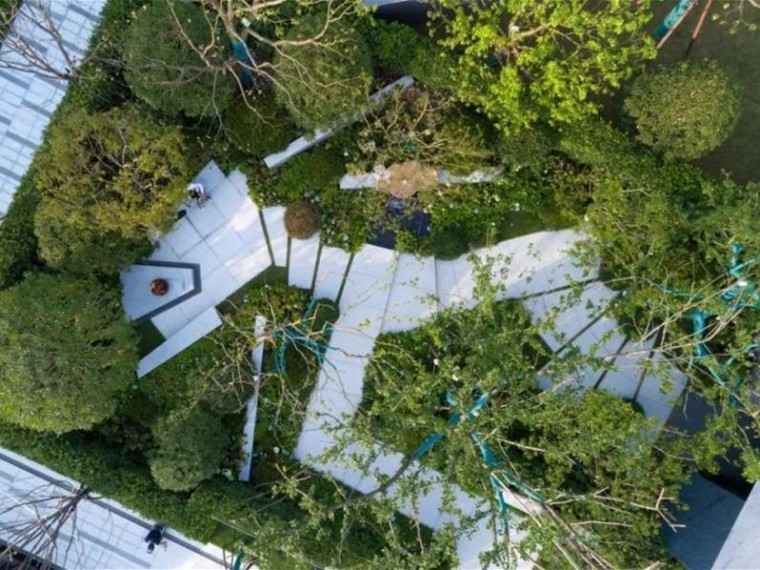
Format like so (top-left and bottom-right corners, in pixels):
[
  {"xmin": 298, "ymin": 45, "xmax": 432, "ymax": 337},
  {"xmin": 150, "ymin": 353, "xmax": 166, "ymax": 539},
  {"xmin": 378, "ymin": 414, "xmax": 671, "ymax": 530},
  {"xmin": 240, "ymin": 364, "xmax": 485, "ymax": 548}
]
[
  {"xmin": 125, "ymin": 163, "xmax": 687, "ymax": 568},
  {"xmin": 0, "ymin": 0, "xmax": 105, "ymax": 219}
]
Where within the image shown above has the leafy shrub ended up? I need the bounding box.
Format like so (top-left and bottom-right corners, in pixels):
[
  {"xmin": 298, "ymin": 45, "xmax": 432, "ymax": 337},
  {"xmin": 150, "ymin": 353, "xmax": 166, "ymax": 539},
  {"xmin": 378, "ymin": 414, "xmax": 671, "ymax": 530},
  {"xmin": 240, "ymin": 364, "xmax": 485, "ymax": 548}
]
[
  {"xmin": 150, "ymin": 407, "xmax": 229, "ymax": 492},
  {"xmin": 34, "ymin": 106, "xmax": 190, "ymax": 275},
  {"xmin": 124, "ymin": 0, "xmax": 235, "ymax": 117},
  {"xmin": 284, "ymin": 200, "xmax": 321, "ymax": 239},
  {"xmin": 625, "ymin": 60, "xmax": 742, "ymax": 160},
  {"xmin": 0, "ymin": 273, "xmax": 138, "ymax": 433},
  {"xmin": 223, "ymin": 92, "xmax": 297, "ymax": 157},
  {"xmin": 369, "ymin": 20, "xmax": 456, "ymax": 96},
  {"xmin": 497, "ymin": 125, "xmax": 554, "ymax": 173},
  {"xmin": 0, "ymin": 169, "xmax": 41, "ymax": 290},
  {"xmin": 251, "ymin": 146, "xmax": 346, "ymax": 206},
  {"xmin": 351, "ymin": 88, "xmax": 493, "ymax": 175},
  {"xmin": 275, "ymin": 13, "xmax": 373, "ymax": 130}
]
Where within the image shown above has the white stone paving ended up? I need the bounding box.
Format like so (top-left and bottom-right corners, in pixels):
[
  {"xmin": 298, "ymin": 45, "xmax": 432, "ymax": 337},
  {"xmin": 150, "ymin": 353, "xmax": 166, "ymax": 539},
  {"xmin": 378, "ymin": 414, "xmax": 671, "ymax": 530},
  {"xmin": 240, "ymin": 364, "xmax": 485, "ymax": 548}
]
[
  {"xmin": 138, "ymin": 308, "xmax": 222, "ymax": 378},
  {"xmin": 239, "ymin": 315, "xmax": 266, "ymax": 482},
  {"xmin": 0, "ymin": 0, "xmax": 106, "ymax": 219},
  {"xmin": 313, "ymin": 245, "xmax": 351, "ymax": 301},
  {"xmin": 287, "ymin": 232, "xmax": 320, "ymax": 290},
  {"xmin": 382, "ymin": 253, "xmax": 438, "ymax": 332},
  {"xmin": 0, "ymin": 448, "xmax": 223, "ymax": 570},
  {"xmin": 262, "ymin": 206, "xmax": 288, "ymax": 267}
]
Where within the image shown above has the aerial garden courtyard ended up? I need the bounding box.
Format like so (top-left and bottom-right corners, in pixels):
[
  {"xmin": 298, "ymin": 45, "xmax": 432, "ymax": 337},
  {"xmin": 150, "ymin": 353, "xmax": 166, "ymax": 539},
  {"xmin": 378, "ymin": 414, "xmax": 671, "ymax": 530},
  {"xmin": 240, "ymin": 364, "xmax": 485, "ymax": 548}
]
[{"xmin": 0, "ymin": 0, "xmax": 758, "ymax": 568}]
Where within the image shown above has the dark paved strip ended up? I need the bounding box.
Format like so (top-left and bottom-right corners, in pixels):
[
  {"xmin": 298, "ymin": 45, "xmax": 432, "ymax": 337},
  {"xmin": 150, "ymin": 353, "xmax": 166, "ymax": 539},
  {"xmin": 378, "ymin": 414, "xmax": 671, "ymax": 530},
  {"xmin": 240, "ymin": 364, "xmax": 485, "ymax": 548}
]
[
  {"xmin": 68, "ymin": 3, "xmax": 100, "ymax": 24},
  {"xmin": 0, "ymin": 166, "xmax": 22, "ymax": 183},
  {"xmin": 0, "ymin": 114, "xmax": 11, "ymax": 125},
  {"xmin": 22, "ymin": 100, "xmax": 52, "ymax": 118},
  {"xmin": 0, "ymin": 70, "xmax": 30, "ymax": 90},
  {"xmin": 61, "ymin": 38, "xmax": 82, "ymax": 55},
  {"xmin": 6, "ymin": 131, "xmax": 37, "ymax": 150}
]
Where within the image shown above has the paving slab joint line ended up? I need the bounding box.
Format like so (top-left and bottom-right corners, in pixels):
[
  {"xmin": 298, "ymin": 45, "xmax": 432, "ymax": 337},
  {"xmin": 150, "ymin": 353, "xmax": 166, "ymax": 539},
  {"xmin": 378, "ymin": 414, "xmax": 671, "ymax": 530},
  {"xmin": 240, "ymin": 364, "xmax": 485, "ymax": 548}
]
[
  {"xmin": 552, "ymin": 291, "xmax": 624, "ymax": 356},
  {"xmin": 632, "ymin": 330, "xmax": 666, "ymax": 401},
  {"xmin": 335, "ymin": 253, "xmax": 355, "ymax": 306},
  {"xmin": 593, "ymin": 335, "xmax": 631, "ymax": 389},
  {"xmin": 257, "ymin": 206, "xmax": 276, "ymax": 265},
  {"xmin": 310, "ymin": 242, "xmax": 324, "ymax": 294}
]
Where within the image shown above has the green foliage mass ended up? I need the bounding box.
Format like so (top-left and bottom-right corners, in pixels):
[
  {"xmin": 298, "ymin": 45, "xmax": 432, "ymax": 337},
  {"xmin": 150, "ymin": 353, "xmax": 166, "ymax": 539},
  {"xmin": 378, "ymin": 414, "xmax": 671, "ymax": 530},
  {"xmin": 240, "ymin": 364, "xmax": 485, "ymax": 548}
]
[
  {"xmin": 368, "ymin": 20, "xmax": 457, "ymax": 96},
  {"xmin": 34, "ymin": 106, "xmax": 191, "ymax": 275},
  {"xmin": 430, "ymin": 0, "xmax": 657, "ymax": 133},
  {"xmin": 625, "ymin": 60, "xmax": 743, "ymax": 160},
  {"xmin": 150, "ymin": 407, "xmax": 229, "ymax": 492},
  {"xmin": 0, "ymin": 169, "xmax": 42, "ymax": 290},
  {"xmin": 350, "ymin": 87, "xmax": 494, "ymax": 175},
  {"xmin": 360, "ymin": 292, "xmax": 687, "ymax": 568},
  {"xmin": 223, "ymin": 92, "xmax": 298, "ymax": 158},
  {"xmin": 123, "ymin": 0, "xmax": 235, "ymax": 117},
  {"xmin": 0, "ymin": 274, "xmax": 137, "ymax": 433},
  {"xmin": 275, "ymin": 13, "xmax": 373, "ymax": 130}
]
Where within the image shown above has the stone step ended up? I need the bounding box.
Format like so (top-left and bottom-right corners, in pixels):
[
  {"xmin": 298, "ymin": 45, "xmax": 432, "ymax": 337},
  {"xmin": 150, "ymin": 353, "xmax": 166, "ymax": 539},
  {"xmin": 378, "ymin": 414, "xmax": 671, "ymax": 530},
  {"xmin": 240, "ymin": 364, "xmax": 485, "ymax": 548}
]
[
  {"xmin": 382, "ymin": 253, "xmax": 438, "ymax": 333},
  {"xmin": 288, "ymin": 233, "xmax": 321, "ymax": 291},
  {"xmin": 313, "ymin": 246, "xmax": 352, "ymax": 302},
  {"xmin": 138, "ymin": 308, "xmax": 222, "ymax": 378},
  {"xmin": 261, "ymin": 206, "xmax": 288, "ymax": 267}
]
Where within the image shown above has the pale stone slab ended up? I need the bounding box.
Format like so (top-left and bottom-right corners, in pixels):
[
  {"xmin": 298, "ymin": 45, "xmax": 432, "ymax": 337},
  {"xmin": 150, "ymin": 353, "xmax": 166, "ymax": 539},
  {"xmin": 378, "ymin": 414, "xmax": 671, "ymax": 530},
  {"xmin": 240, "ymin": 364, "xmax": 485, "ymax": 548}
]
[
  {"xmin": 138, "ymin": 308, "xmax": 222, "ymax": 378},
  {"xmin": 187, "ymin": 200, "xmax": 228, "ymax": 239},
  {"xmin": 313, "ymin": 246, "xmax": 351, "ymax": 301},
  {"xmin": 262, "ymin": 206, "xmax": 288, "ymax": 266},
  {"xmin": 525, "ymin": 283, "xmax": 617, "ymax": 351},
  {"xmin": 635, "ymin": 352, "xmax": 687, "ymax": 424},
  {"xmin": 598, "ymin": 338, "xmax": 654, "ymax": 400},
  {"xmin": 239, "ymin": 315, "xmax": 267, "ymax": 482},
  {"xmin": 288, "ymin": 233, "xmax": 321, "ymax": 290},
  {"xmin": 202, "ymin": 264, "xmax": 242, "ymax": 306},
  {"xmin": 180, "ymin": 240, "xmax": 222, "ymax": 278},
  {"xmin": 713, "ymin": 483, "xmax": 760, "ymax": 570},
  {"xmin": 206, "ymin": 224, "xmax": 247, "ymax": 262},
  {"xmin": 151, "ymin": 303, "xmax": 191, "ymax": 339},
  {"xmin": 162, "ymin": 217, "xmax": 203, "ymax": 257},
  {"xmin": 192, "ymin": 160, "xmax": 225, "ymax": 193},
  {"xmin": 120, "ymin": 264, "xmax": 196, "ymax": 321},
  {"xmin": 382, "ymin": 253, "xmax": 438, "ymax": 332},
  {"xmin": 224, "ymin": 247, "xmax": 272, "ymax": 287}
]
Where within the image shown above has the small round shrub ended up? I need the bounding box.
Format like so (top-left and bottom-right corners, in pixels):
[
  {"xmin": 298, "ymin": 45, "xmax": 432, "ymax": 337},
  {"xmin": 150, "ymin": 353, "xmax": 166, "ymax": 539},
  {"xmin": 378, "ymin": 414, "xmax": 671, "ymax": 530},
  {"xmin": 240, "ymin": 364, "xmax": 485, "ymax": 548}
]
[
  {"xmin": 625, "ymin": 60, "xmax": 742, "ymax": 160},
  {"xmin": 284, "ymin": 201, "xmax": 321, "ymax": 240},
  {"xmin": 223, "ymin": 92, "xmax": 297, "ymax": 157},
  {"xmin": 150, "ymin": 407, "xmax": 228, "ymax": 492}
]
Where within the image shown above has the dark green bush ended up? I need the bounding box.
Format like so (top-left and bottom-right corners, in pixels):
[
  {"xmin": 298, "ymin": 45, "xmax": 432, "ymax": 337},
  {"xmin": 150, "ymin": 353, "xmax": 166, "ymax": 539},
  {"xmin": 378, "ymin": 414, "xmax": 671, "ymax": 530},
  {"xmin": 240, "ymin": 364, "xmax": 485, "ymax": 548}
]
[
  {"xmin": 0, "ymin": 170, "xmax": 41, "ymax": 290},
  {"xmin": 252, "ymin": 146, "xmax": 345, "ymax": 206},
  {"xmin": 625, "ymin": 60, "xmax": 742, "ymax": 161},
  {"xmin": 150, "ymin": 407, "xmax": 228, "ymax": 492},
  {"xmin": 124, "ymin": 0, "xmax": 235, "ymax": 118},
  {"xmin": 223, "ymin": 92, "xmax": 297, "ymax": 157},
  {"xmin": 284, "ymin": 200, "xmax": 321, "ymax": 240}
]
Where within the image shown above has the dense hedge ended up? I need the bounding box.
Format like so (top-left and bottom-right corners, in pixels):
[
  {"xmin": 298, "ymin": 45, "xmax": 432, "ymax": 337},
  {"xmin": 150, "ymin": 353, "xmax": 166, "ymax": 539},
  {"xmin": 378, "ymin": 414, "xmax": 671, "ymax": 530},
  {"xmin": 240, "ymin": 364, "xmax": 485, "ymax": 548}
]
[{"xmin": 0, "ymin": 168, "xmax": 41, "ymax": 290}]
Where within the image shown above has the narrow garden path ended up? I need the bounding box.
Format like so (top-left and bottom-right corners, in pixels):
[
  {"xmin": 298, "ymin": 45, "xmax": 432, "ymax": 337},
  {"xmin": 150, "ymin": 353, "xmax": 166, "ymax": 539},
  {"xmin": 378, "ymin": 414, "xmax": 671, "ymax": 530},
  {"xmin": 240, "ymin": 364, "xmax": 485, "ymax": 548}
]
[
  {"xmin": 0, "ymin": 0, "xmax": 105, "ymax": 219},
  {"xmin": 125, "ymin": 161, "xmax": 688, "ymax": 568}
]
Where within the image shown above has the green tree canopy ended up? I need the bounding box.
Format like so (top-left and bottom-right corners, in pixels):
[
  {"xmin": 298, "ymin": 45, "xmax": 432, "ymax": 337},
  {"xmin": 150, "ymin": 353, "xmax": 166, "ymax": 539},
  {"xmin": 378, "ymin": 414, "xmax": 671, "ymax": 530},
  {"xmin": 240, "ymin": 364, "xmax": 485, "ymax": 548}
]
[
  {"xmin": 625, "ymin": 60, "xmax": 743, "ymax": 160},
  {"xmin": 353, "ymin": 288, "xmax": 687, "ymax": 568},
  {"xmin": 0, "ymin": 274, "xmax": 137, "ymax": 434},
  {"xmin": 123, "ymin": 0, "xmax": 235, "ymax": 118},
  {"xmin": 34, "ymin": 106, "xmax": 191, "ymax": 275},
  {"xmin": 150, "ymin": 407, "xmax": 229, "ymax": 492},
  {"xmin": 275, "ymin": 12, "xmax": 373, "ymax": 130},
  {"xmin": 430, "ymin": 0, "xmax": 656, "ymax": 133}
]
